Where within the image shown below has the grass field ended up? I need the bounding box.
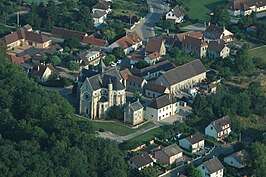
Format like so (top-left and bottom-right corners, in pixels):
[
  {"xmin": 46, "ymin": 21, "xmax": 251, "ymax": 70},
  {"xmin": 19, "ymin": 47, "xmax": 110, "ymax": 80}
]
[
  {"xmin": 249, "ymin": 45, "xmax": 266, "ymax": 58},
  {"xmin": 183, "ymin": 0, "xmax": 224, "ymax": 22},
  {"xmin": 90, "ymin": 120, "xmax": 155, "ymax": 136},
  {"xmin": 112, "ymin": 0, "xmax": 148, "ymax": 18},
  {"xmin": 126, "ymin": 126, "xmax": 167, "ymax": 144}
]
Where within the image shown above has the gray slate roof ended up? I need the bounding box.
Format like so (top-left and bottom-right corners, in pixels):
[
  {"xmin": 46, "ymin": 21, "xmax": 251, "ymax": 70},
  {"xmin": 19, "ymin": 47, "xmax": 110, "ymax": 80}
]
[
  {"xmin": 212, "ymin": 115, "xmax": 231, "ymax": 132},
  {"xmin": 208, "ymin": 41, "xmax": 226, "ymax": 52},
  {"xmin": 92, "ymin": 10, "xmax": 106, "ymax": 18},
  {"xmin": 148, "ymin": 94, "xmax": 176, "ymax": 109},
  {"xmin": 160, "ymin": 59, "xmax": 206, "ymax": 85},
  {"xmin": 130, "ymin": 152, "xmax": 153, "ymax": 169},
  {"xmin": 203, "ymin": 157, "xmax": 224, "ymax": 174},
  {"xmin": 129, "ymin": 101, "xmax": 143, "ymax": 111},
  {"xmin": 162, "ymin": 144, "xmax": 182, "ymax": 157}
]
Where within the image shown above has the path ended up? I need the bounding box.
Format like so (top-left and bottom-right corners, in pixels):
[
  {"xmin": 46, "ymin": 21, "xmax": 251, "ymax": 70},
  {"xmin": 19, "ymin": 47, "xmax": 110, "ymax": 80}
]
[{"xmin": 98, "ymin": 121, "xmax": 162, "ymax": 143}]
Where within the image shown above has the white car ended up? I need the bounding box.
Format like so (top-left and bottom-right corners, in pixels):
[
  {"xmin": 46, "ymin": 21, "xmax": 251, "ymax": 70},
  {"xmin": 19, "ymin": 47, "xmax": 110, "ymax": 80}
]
[
  {"xmin": 117, "ymin": 59, "xmax": 122, "ymax": 64},
  {"xmin": 110, "ymin": 62, "xmax": 117, "ymax": 67}
]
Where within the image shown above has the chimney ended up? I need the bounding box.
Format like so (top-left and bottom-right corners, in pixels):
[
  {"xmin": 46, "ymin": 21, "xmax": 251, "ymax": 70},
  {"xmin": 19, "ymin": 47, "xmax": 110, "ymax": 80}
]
[
  {"xmin": 218, "ymin": 40, "xmax": 220, "ymax": 44},
  {"xmin": 190, "ymin": 135, "xmax": 193, "ymax": 138},
  {"xmin": 131, "ymin": 65, "xmax": 133, "ymax": 69},
  {"xmin": 37, "ymin": 65, "xmax": 40, "ymax": 71},
  {"xmin": 208, "ymin": 22, "xmax": 211, "ymax": 26}
]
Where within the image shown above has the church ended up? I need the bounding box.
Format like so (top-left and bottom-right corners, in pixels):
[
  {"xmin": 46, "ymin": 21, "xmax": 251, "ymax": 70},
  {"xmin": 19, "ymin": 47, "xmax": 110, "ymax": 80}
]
[{"xmin": 79, "ymin": 60, "xmax": 126, "ymax": 119}]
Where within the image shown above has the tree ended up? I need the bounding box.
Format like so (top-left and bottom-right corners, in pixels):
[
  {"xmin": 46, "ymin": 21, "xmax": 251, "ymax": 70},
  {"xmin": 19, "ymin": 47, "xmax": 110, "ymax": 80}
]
[
  {"xmin": 211, "ymin": 5, "xmax": 230, "ymax": 27},
  {"xmin": 250, "ymin": 142, "xmax": 266, "ymax": 177},
  {"xmin": 63, "ymin": 38, "xmax": 80, "ymax": 49},
  {"xmin": 68, "ymin": 61, "xmax": 80, "ymax": 71},
  {"xmin": 102, "ymin": 27, "xmax": 116, "ymax": 41},
  {"xmin": 192, "ymin": 94, "xmax": 208, "ymax": 118},
  {"xmin": 257, "ymin": 22, "xmax": 266, "ymax": 41},
  {"xmin": 235, "ymin": 49, "xmax": 254, "ymax": 73},
  {"xmin": 187, "ymin": 164, "xmax": 201, "ymax": 177},
  {"xmin": 50, "ymin": 55, "xmax": 61, "ymax": 66},
  {"xmin": 135, "ymin": 60, "xmax": 149, "ymax": 69},
  {"xmin": 236, "ymin": 92, "xmax": 251, "ymax": 116},
  {"xmin": 108, "ymin": 105, "xmax": 123, "ymax": 121},
  {"xmin": 105, "ymin": 54, "xmax": 116, "ymax": 65},
  {"xmin": 112, "ymin": 47, "xmax": 125, "ymax": 58},
  {"xmin": 133, "ymin": 91, "xmax": 142, "ymax": 100},
  {"xmin": 140, "ymin": 166, "xmax": 158, "ymax": 177}
]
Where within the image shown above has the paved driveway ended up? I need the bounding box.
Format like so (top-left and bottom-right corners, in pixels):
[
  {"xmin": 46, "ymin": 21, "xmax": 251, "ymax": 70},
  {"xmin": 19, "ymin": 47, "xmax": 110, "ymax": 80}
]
[{"xmin": 130, "ymin": 0, "xmax": 169, "ymax": 40}]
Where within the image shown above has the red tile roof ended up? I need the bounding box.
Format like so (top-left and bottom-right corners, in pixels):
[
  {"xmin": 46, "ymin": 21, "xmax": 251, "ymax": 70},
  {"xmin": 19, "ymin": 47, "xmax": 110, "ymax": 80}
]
[
  {"xmin": 147, "ymin": 51, "xmax": 160, "ymax": 60},
  {"xmin": 146, "ymin": 37, "xmax": 164, "ymax": 53},
  {"xmin": 8, "ymin": 54, "xmax": 31, "ymax": 64},
  {"xmin": 82, "ymin": 36, "xmax": 107, "ymax": 47},
  {"xmin": 116, "ymin": 32, "xmax": 142, "ymax": 49}
]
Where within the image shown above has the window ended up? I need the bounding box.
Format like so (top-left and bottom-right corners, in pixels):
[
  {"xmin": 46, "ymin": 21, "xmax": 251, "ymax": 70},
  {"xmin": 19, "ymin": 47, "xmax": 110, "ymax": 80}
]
[
  {"xmin": 211, "ymin": 127, "xmax": 213, "ymax": 130},
  {"xmin": 202, "ymin": 166, "xmax": 205, "ymax": 169},
  {"xmin": 151, "ymin": 115, "xmax": 153, "ymax": 117}
]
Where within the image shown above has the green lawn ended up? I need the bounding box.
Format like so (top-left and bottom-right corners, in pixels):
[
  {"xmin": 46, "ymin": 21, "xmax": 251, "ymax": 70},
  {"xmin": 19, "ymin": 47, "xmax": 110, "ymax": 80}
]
[
  {"xmin": 183, "ymin": 0, "xmax": 224, "ymax": 22},
  {"xmin": 75, "ymin": 115, "xmax": 155, "ymax": 136},
  {"xmin": 249, "ymin": 45, "xmax": 266, "ymax": 58},
  {"xmin": 127, "ymin": 126, "xmax": 167, "ymax": 144},
  {"xmin": 112, "ymin": 0, "xmax": 148, "ymax": 18}
]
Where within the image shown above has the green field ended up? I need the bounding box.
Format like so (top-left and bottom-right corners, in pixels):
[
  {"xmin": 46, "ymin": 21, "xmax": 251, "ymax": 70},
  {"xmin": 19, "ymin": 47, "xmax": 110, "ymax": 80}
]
[
  {"xmin": 183, "ymin": 0, "xmax": 224, "ymax": 22},
  {"xmin": 249, "ymin": 45, "xmax": 266, "ymax": 58}
]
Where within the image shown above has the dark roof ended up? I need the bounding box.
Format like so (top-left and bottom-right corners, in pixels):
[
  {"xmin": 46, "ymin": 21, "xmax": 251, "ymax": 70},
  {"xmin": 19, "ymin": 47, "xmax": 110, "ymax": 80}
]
[
  {"xmin": 208, "ymin": 40, "xmax": 226, "ymax": 52},
  {"xmin": 146, "ymin": 37, "xmax": 164, "ymax": 53},
  {"xmin": 130, "ymin": 60, "xmax": 175, "ymax": 77},
  {"xmin": 93, "ymin": 1, "xmax": 109, "ymax": 10},
  {"xmin": 119, "ymin": 68, "xmax": 132, "ymax": 80},
  {"xmin": 229, "ymin": 0, "xmax": 266, "ymax": 11},
  {"xmin": 99, "ymin": 96, "xmax": 108, "ymax": 102},
  {"xmin": 205, "ymin": 24, "xmax": 224, "ymax": 38},
  {"xmin": 127, "ymin": 75, "xmax": 145, "ymax": 85},
  {"xmin": 32, "ymin": 64, "xmax": 59, "ymax": 77},
  {"xmin": 130, "ymin": 152, "xmax": 153, "ymax": 169},
  {"xmin": 161, "ymin": 144, "xmax": 182, "ymax": 157},
  {"xmin": 227, "ymin": 150, "xmax": 250, "ymax": 164},
  {"xmin": 92, "ymin": 10, "xmax": 107, "ymax": 18},
  {"xmin": 51, "ymin": 27, "xmax": 86, "ymax": 42},
  {"xmin": 148, "ymin": 94, "xmax": 176, "ymax": 109},
  {"xmin": 129, "ymin": 101, "xmax": 143, "ymax": 111},
  {"xmin": 171, "ymin": 5, "xmax": 184, "ymax": 17},
  {"xmin": 185, "ymin": 133, "xmax": 204, "ymax": 144},
  {"xmin": 203, "ymin": 157, "xmax": 224, "ymax": 173},
  {"xmin": 79, "ymin": 69, "xmax": 98, "ymax": 82},
  {"xmin": 212, "ymin": 115, "xmax": 231, "ymax": 132},
  {"xmin": 144, "ymin": 82, "xmax": 167, "ymax": 93},
  {"xmin": 182, "ymin": 35, "xmax": 207, "ymax": 48},
  {"xmin": 160, "ymin": 59, "xmax": 206, "ymax": 85}
]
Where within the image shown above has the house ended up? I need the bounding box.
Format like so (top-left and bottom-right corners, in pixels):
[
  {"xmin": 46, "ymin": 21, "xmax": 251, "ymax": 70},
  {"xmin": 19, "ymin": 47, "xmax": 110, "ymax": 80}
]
[
  {"xmin": 154, "ymin": 144, "xmax": 183, "ymax": 165},
  {"xmin": 8, "ymin": 54, "xmax": 31, "ymax": 65},
  {"xmin": 229, "ymin": 0, "xmax": 266, "ymax": 16},
  {"xmin": 126, "ymin": 75, "xmax": 147, "ymax": 92},
  {"xmin": 197, "ymin": 157, "xmax": 224, "ymax": 177},
  {"xmin": 130, "ymin": 60, "xmax": 175, "ymax": 80},
  {"xmin": 155, "ymin": 59, "xmax": 206, "ymax": 95},
  {"xmin": 92, "ymin": 10, "xmax": 107, "ymax": 27},
  {"xmin": 124, "ymin": 100, "xmax": 144, "ymax": 126},
  {"xmin": 79, "ymin": 49, "xmax": 105, "ymax": 69},
  {"xmin": 81, "ymin": 36, "xmax": 108, "ymax": 48},
  {"xmin": 165, "ymin": 5, "xmax": 184, "ymax": 23},
  {"xmin": 207, "ymin": 40, "xmax": 230, "ymax": 59},
  {"xmin": 130, "ymin": 48, "xmax": 145, "ymax": 64},
  {"xmin": 119, "ymin": 68, "xmax": 133, "ymax": 86},
  {"xmin": 145, "ymin": 94, "xmax": 179, "ymax": 121},
  {"xmin": 179, "ymin": 133, "xmax": 205, "ymax": 153},
  {"xmin": 224, "ymin": 150, "xmax": 250, "ymax": 169},
  {"xmin": 146, "ymin": 37, "xmax": 166, "ymax": 56},
  {"xmin": 1, "ymin": 26, "xmax": 51, "ymax": 49},
  {"xmin": 108, "ymin": 32, "xmax": 142, "ymax": 54},
  {"xmin": 181, "ymin": 35, "xmax": 208, "ymax": 58},
  {"xmin": 144, "ymin": 51, "xmax": 161, "ymax": 65},
  {"xmin": 92, "ymin": 0, "xmax": 112, "ymax": 14},
  {"xmin": 128, "ymin": 152, "xmax": 154, "ymax": 170},
  {"xmin": 205, "ymin": 115, "xmax": 231, "ymax": 140},
  {"xmin": 144, "ymin": 82, "xmax": 170, "ymax": 98},
  {"xmin": 204, "ymin": 24, "xmax": 234, "ymax": 42},
  {"xmin": 32, "ymin": 64, "xmax": 59, "ymax": 83},
  {"xmin": 162, "ymin": 32, "xmax": 203, "ymax": 49},
  {"xmin": 51, "ymin": 26, "xmax": 87, "ymax": 42},
  {"xmin": 79, "ymin": 61, "xmax": 126, "ymax": 119}
]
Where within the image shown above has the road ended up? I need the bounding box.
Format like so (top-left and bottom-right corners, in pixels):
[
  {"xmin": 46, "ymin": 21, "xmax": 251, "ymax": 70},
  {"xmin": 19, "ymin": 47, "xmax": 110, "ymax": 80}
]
[
  {"xmin": 130, "ymin": 0, "xmax": 170, "ymax": 40},
  {"xmin": 160, "ymin": 145, "xmax": 234, "ymax": 177}
]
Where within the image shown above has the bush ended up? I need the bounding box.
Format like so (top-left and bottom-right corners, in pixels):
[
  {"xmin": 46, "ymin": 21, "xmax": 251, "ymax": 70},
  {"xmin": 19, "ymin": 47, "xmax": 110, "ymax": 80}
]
[
  {"xmin": 99, "ymin": 128, "xmax": 105, "ymax": 132},
  {"xmin": 68, "ymin": 61, "xmax": 80, "ymax": 71}
]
